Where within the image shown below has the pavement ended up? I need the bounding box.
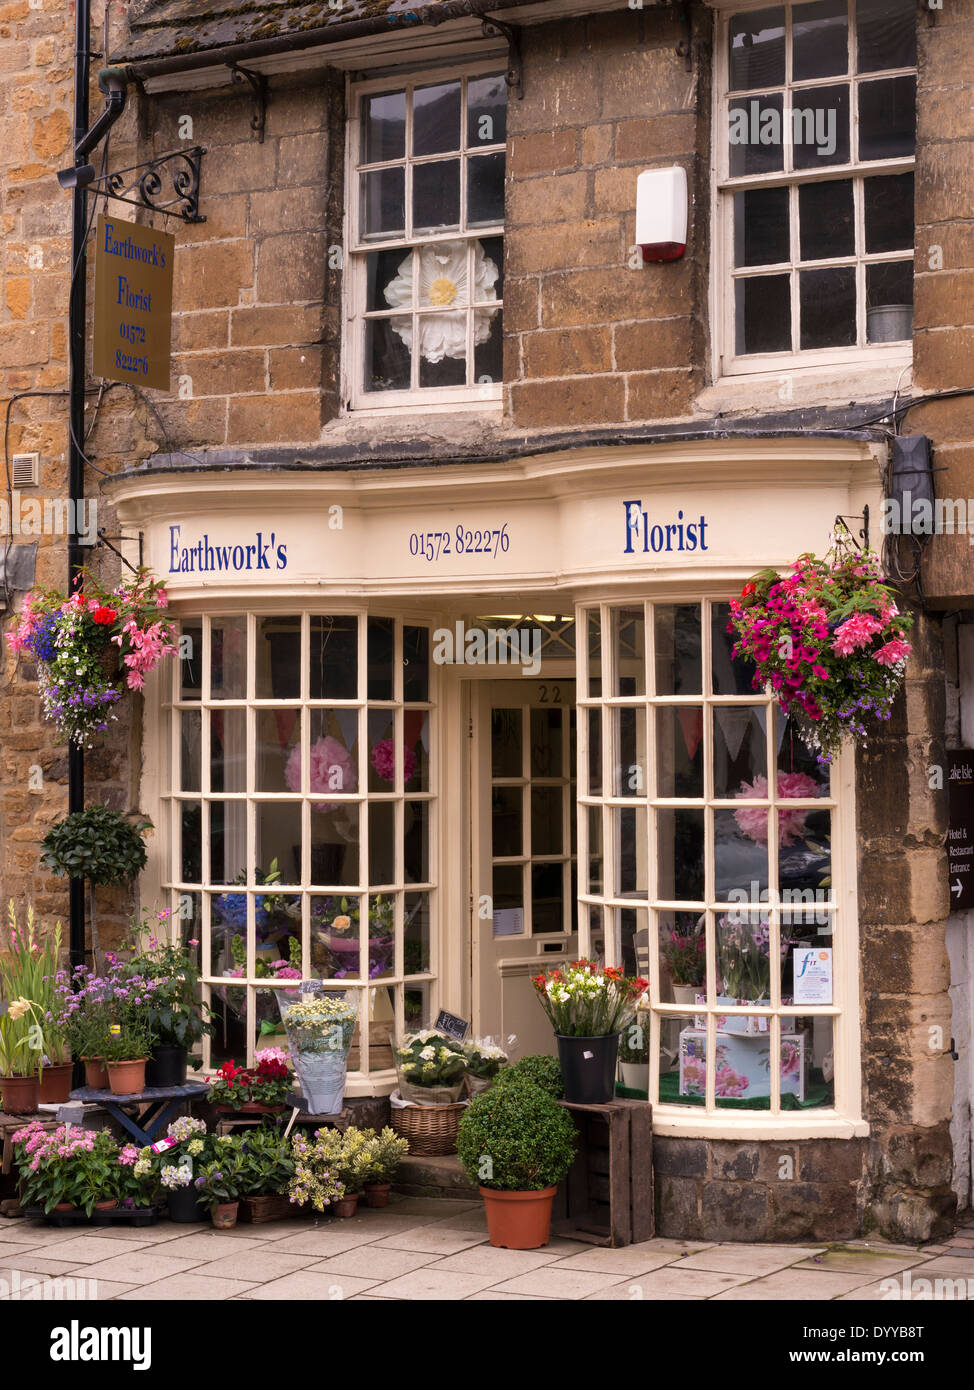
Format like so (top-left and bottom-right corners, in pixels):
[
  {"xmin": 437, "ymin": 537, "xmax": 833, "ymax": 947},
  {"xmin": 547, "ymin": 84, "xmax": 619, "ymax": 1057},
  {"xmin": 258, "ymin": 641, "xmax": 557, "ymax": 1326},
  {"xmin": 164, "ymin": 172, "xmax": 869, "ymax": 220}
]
[{"xmin": 0, "ymin": 1201, "xmax": 972, "ymax": 1300}]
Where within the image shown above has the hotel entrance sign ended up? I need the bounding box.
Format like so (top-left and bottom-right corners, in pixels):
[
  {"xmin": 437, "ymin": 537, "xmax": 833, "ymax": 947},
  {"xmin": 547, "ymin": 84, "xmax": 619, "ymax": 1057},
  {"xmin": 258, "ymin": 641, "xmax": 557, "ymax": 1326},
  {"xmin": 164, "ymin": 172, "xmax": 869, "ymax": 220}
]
[
  {"xmin": 92, "ymin": 214, "xmax": 175, "ymax": 392},
  {"xmin": 948, "ymin": 751, "xmax": 974, "ymax": 912}
]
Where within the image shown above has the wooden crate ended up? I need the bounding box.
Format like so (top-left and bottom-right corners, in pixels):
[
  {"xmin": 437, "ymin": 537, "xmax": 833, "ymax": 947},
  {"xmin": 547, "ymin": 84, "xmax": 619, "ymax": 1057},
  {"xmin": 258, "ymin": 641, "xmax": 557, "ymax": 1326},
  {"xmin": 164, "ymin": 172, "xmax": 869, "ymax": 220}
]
[{"xmin": 550, "ymin": 1098, "xmax": 653, "ymax": 1248}]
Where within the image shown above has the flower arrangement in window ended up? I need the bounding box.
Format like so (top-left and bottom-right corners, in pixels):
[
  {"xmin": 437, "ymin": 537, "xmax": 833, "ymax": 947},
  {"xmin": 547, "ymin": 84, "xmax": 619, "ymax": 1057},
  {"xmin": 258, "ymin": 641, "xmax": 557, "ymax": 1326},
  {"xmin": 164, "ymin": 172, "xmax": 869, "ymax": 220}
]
[
  {"xmin": 6, "ymin": 567, "xmax": 177, "ymax": 746},
  {"xmin": 733, "ymin": 770, "xmax": 821, "ymax": 845},
  {"xmin": 383, "ymin": 239, "xmax": 499, "ymax": 363},
  {"xmin": 728, "ymin": 549, "xmax": 913, "ymax": 763},
  {"xmin": 311, "ymin": 894, "xmax": 394, "ymax": 979},
  {"xmin": 717, "ymin": 915, "xmax": 797, "ymax": 1004},
  {"xmin": 659, "ymin": 923, "xmax": 706, "ymax": 989},
  {"xmin": 284, "ymin": 736, "xmax": 357, "ymax": 812}
]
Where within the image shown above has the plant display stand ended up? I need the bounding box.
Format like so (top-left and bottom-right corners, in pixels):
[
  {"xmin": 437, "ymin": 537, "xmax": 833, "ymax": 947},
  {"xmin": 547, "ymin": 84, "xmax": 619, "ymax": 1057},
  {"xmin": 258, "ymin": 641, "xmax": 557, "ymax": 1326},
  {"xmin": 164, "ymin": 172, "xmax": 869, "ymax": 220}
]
[
  {"xmin": 551, "ymin": 1098, "xmax": 653, "ymax": 1248},
  {"xmin": 68, "ymin": 1082, "xmax": 209, "ymax": 1147}
]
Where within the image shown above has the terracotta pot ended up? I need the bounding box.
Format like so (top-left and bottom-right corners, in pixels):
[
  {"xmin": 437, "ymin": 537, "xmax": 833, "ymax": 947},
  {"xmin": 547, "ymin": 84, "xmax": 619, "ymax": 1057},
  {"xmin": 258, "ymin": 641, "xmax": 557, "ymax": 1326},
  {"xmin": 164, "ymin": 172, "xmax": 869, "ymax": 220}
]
[
  {"xmin": 363, "ymin": 1182, "xmax": 391, "ymax": 1209},
  {"xmin": 1, "ymin": 1074, "xmax": 40, "ymax": 1114},
  {"xmin": 54, "ymin": 1203, "xmax": 77, "ymax": 1213},
  {"xmin": 335, "ymin": 1192, "xmax": 360, "ymax": 1219},
  {"xmin": 211, "ymin": 1201, "xmax": 239, "ymax": 1230},
  {"xmin": 215, "ymin": 1101, "xmax": 288, "ymax": 1115},
  {"xmin": 83, "ymin": 1057, "xmax": 109, "ymax": 1089},
  {"xmin": 40, "ymin": 1063, "xmax": 74, "ymax": 1104},
  {"xmin": 94, "ymin": 1200, "xmax": 118, "ymax": 1211},
  {"xmin": 105, "ymin": 1059, "xmax": 147, "ymax": 1096},
  {"xmin": 480, "ymin": 1185, "xmax": 557, "ymax": 1250}
]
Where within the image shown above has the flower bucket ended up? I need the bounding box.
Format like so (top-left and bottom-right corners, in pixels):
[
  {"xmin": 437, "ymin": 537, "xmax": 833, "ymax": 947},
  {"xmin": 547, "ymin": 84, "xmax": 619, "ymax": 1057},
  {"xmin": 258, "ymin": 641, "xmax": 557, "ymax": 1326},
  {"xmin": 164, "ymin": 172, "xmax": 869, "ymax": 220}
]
[
  {"xmin": 480, "ymin": 1186, "xmax": 557, "ymax": 1250},
  {"xmin": 39, "ymin": 1063, "xmax": 74, "ymax": 1104},
  {"xmin": 672, "ymin": 984, "xmax": 702, "ymax": 1006},
  {"xmin": 146, "ymin": 1045, "xmax": 188, "ymax": 1088},
  {"xmin": 83, "ymin": 1057, "xmax": 109, "ymax": 1089},
  {"xmin": 211, "ymin": 1201, "xmax": 239, "ymax": 1230},
  {"xmin": 556, "ymin": 1034, "xmax": 620, "ymax": 1106},
  {"xmin": 167, "ymin": 1187, "xmax": 207, "ymax": 1224},
  {"xmin": 0, "ymin": 1074, "xmax": 40, "ymax": 1114},
  {"xmin": 106, "ymin": 1059, "xmax": 147, "ymax": 1096},
  {"xmin": 619, "ymin": 1062, "xmax": 649, "ymax": 1092},
  {"xmin": 399, "ymin": 1079, "xmax": 466, "ymax": 1106}
]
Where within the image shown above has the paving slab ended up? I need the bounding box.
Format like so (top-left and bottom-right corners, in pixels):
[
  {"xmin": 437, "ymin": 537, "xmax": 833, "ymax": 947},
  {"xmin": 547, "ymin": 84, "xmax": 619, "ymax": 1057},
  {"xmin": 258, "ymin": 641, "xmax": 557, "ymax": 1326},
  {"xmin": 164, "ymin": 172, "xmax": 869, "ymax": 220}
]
[
  {"xmin": 69, "ymin": 1249, "xmax": 202, "ymax": 1284},
  {"xmin": 158, "ymin": 1232, "xmax": 267, "ymax": 1260},
  {"xmin": 373, "ymin": 1225, "xmax": 489, "ymax": 1255},
  {"xmin": 610, "ymin": 1266, "xmax": 752, "ymax": 1299},
  {"xmin": 585, "ymin": 1285, "xmax": 708, "ymax": 1301},
  {"xmin": 196, "ymin": 1249, "xmax": 317, "ymax": 1281},
  {"xmin": 116, "ymin": 1273, "xmax": 260, "ymax": 1301},
  {"xmin": 32, "ymin": 1234, "xmax": 154, "ymax": 1265},
  {"xmin": 242, "ymin": 1270, "xmax": 381, "ymax": 1300},
  {"xmin": 549, "ymin": 1247, "xmax": 691, "ymax": 1277},
  {"xmin": 792, "ymin": 1250, "xmax": 931, "ymax": 1276},
  {"xmin": 680, "ymin": 1244, "xmax": 825, "ymax": 1276},
  {"xmin": 0, "ymin": 1253, "xmax": 91, "ymax": 1277},
  {"xmin": 272, "ymin": 1228, "xmax": 409, "ymax": 1257},
  {"xmin": 430, "ymin": 1245, "xmax": 568, "ymax": 1279},
  {"xmin": 486, "ymin": 1266, "xmax": 638, "ymax": 1300},
  {"xmin": 365, "ymin": 1267, "xmax": 501, "ymax": 1300},
  {"xmin": 306, "ymin": 1247, "xmax": 436, "ymax": 1280},
  {"xmin": 711, "ymin": 1268, "xmax": 880, "ymax": 1300}
]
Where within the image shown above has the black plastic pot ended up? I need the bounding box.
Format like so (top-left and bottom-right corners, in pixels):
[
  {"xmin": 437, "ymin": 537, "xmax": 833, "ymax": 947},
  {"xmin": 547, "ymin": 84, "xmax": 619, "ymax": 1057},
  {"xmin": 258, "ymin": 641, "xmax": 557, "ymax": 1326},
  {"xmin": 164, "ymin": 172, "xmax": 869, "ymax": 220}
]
[
  {"xmin": 555, "ymin": 1033, "xmax": 620, "ymax": 1106},
  {"xmin": 146, "ymin": 1045, "xmax": 188, "ymax": 1088},
  {"xmin": 167, "ymin": 1186, "xmax": 207, "ymax": 1224}
]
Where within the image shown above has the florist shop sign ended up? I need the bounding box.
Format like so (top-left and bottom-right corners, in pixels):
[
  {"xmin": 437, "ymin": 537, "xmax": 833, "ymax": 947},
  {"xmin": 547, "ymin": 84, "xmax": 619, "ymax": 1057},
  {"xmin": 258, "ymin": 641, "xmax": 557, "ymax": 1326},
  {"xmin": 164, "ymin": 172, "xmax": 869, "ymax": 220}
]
[{"xmin": 92, "ymin": 214, "xmax": 175, "ymax": 393}]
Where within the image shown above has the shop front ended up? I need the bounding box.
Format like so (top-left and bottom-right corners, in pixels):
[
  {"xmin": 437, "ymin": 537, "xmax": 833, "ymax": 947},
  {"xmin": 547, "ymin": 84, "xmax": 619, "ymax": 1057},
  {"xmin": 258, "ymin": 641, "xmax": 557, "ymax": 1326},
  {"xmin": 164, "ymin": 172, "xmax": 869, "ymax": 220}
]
[{"xmin": 110, "ymin": 435, "xmax": 881, "ymax": 1206}]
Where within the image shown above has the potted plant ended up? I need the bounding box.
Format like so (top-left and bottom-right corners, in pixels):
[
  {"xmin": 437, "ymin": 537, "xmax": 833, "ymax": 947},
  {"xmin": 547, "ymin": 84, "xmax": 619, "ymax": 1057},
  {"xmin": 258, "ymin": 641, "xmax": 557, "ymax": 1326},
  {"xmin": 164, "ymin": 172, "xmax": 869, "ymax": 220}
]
[
  {"xmin": 2, "ymin": 905, "xmax": 72, "ymax": 1102},
  {"xmin": 361, "ymin": 1126, "xmax": 409, "ymax": 1208},
  {"xmin": 209, "ymin": 1053, "xmax": 295, "ymax": 1113},
  {"xmin": 53, "ymin": 965, "xmax": 114, "ymax": 1088},
  {"xmin": 99, "ymin": 965, "xmax": 160, "ymax": 1096},
  {"xmin": 278, "ymin": 993, "xmax": 358, "ymax": 1116},
  {"xmin": 311, "ymin": 894, "xmax": 395, "ymax": 979},
  {"xmin": 532, "ymin": 959, "xmax": 648, "ymax": 1105},
  {"xmin": 194, "ymin": 1145, "xmax": 244, "ymax": 1229},
  {"xmin": 618, "ymin": 1017, "xmax": 650, "ymax": 1093},
  {"xmin": 394, "ymin": 1029, "xmax": 468, "ymax": 1104},
  {"xmin": 236, "ymin": 1127, "xmax": 297, "ymax": 1223},
  {"xmin": 660, "ymin": 922, "xmax": 706, "ymax": 1006},
  {"xmin": 728, "ymin": 547, "xmax": 914, "ymax": 763},
  {"xmin": 493, "ymin": 1053, "xmax": 564, "ymax": 1098},
  {"xmin": 6, "ymin": 566, "xmax": 177, "ymax": 748},
  {"xmin": 457, "ymin": 1079, "xmax": 576, "ymax": 1249},
  {"xmin": 288, "ymin": 1128, "xmax": 346, "ymax": 1215},
  {"xmin": 124, "ymin": 914, "xmax": 214, "ymax": 1086},
  {"xmin": 462, "ymin": 1037, "xmax": 509, "ymax": 1095},
  {"xmin": 141, "ymin": 1115, "xmax": 215, "ymax": 1222},
  {"xmin": 40, "ymin": 805, "xmax": 152, "ymax": 967},
  {"xmin": 0, "ymin": 995, "xmax": 44, "ymax": 1114},
  {"xmin": 12, "ymin": 1122, "xmax": 123, "ymax": 1218}
]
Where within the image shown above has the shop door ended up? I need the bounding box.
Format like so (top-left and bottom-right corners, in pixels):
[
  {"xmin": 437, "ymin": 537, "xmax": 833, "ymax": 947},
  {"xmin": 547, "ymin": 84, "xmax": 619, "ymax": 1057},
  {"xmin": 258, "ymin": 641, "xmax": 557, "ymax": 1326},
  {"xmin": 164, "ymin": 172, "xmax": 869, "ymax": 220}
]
[{"xmin": 471, "ymin": 679, "xmax": 577, "ymax": 1057}]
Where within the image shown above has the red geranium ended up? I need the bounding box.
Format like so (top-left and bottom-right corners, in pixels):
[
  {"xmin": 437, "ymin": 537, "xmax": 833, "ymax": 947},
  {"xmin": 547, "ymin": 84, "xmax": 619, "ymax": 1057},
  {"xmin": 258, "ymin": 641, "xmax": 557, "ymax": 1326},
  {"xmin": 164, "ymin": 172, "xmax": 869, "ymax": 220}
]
[{"xmin": 92, "ymin": 606, "xmax": 117, "ymax": 625}]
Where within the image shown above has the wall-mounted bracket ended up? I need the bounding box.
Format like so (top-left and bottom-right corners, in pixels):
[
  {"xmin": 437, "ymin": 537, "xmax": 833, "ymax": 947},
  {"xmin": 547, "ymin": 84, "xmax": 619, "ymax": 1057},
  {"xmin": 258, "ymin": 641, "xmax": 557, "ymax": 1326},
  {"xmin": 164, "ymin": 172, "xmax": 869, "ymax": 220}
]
[
  {"xmin": 229, "ymin": 64, "xmax": 269, "ymax": 142},
  {"xmin": 482, "ymin": 15, "xmax": 524, "ymax": 99},
  {"xmin": 661, "ymin": 0, "xmax": 694, "ymax": 73},
  {"xmin": 84, "ymin": 145, "xmax": 206, "ymax": 223},
  {"xmin": 833, "ymin": 506, "xmax": 870, "ymax": 552},
  {"xmin": 96, "ymin": 530, "xmax": 144, "ymax": 574}
]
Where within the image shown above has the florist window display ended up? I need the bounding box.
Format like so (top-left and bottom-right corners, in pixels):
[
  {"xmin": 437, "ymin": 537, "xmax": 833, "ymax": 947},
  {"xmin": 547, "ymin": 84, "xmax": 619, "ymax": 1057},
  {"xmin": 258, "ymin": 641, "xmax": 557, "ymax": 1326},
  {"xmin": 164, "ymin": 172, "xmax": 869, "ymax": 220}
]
[{"xmin": 532, "ymin": 959, "xmax": 648, "ymax": 1106}]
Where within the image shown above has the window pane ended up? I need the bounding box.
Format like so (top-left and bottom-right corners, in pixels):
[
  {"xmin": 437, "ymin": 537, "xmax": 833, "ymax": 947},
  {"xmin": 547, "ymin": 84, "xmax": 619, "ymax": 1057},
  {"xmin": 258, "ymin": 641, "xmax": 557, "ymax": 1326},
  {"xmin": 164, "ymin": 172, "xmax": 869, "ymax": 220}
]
[
  {"xmin": 735, "ymin": 273, "xmax": 791, "ymax": 354},
  {"xmin": 413, "ymin": 159, "xmax": 461, "ymax": 232},
  {"xmin": 403, "ymin": 627, "xmax": 430, "ymax": 702},
  {"xmin": 467, "ymin": 151, "xmax": 505, "ymax": 226},
  {"xmin": 492, "ymin": 708, "xmax": 522, "ymax": 778},
  {"xmin": 477, "ymin": 235, "xmax": 504, "ymax": 303},
  {"xmin": 734, "ymin": 186, "xmax": 789, "ymax": 267},
  {"xmin": 474, "ymin": 310, "xmax": 503, "ymax": 387},
  {"xmin": 856, "ymin": 0, "xmax": 917, "ymax": 74},
  {"xmin": 404, "ymin": 891, "xmax": 431, "ymax": 975},
  {"xmin": 368, "ymin": 711, "xmax": 395, "ymax": 793},
  {"xmin": 658, "ymin": 808, "xmax": 705, "ymax": 901},
  {"xmin": 655, "ymin": 604, "xmax": 702, "ymax": 695},
  {"xmin": 729, "ymin": 7, "xmax": 786, "ymax": 89},
  {"xmin": 180, "ymin": 710, "xmax": 201, "ymax": 792},
  {"xmin": 711, "ymin": 601, "xmax": 759, "ymax": 695},
  {"xmin": 587, "ymin": 609, "xmax": 602, "ymax": 698},
  {"xmin": 659, "ymin": 911, "xmax": 706, "ymax": 998},
  {"xmin": 367, "ymin": 617, "xmax": 395, "ymax": 701},
  {"xmin": 369, "ymin": 800, "xmax": 395, "ymax": 886},
  {"xmin": 255, "ymin": 802, "xmax": 302, "ymax": 884},
  {"xmin": 492, "ymin": 863, "xmax": 522, "ymax": 915},
  {"xmin": 257, "ymin": 708, "xmax": 300, "ymax": 792},
  {"xmin": 211, "ymin": 616, "xmax": 247, "ymax": 700},
  {"xmin": 866, "ymin": 261, "xmax": 913, "ymax": 342},
  {"xmin": 413, "ymin": 80, "xmax": 461, "ymax": 156},
  {"xmin": 366, "ymin": 317, "xmax": 411, "ymax": 393},
  {"xmin": 310, "ymin": 895, "xmax": 359, "ymax": 980},
  {"xmin": 864, "ymin": 172, "xmax": 914, "ymax": 253},
  {"xmin": 308, "ymin": 708, "xmax": 359, "ymax": 803},
  {"xmin": 780, "ymin": 807, "xmax": 831, "ymax": 903},
  {"xmin": 792, "ymin": 0, "xmax": 847, "ymax": 81},
  {"xmin": 180, "ymin": 620, "xmax": 202, "ymax": 700},
  {"xmin": 419, "ymin": 314, "xmax": 466, "ymax": 387},
  {"xmin": 777, "ymin": 710, "xmax": 830, "ymax": 795},
  {"xmin": 311, "ymin": 806, "xmax": 359, "ymax": 887},
  {"xmin": 612, "ymin": 707, "xmax": 642, "ymax": 798},
  {"xmin": 616, "ymin": 805, "xmax": 648, "ymax": 898},
  {"xmin": 467, "ymin": 73, "xmax": 508, "ymax": 147},
  {"xmin": 361, "ymin": 166, "xmax": 404, "ymax": 238},
  {"xmin": 210, "ymin": 707, "xmax": 246, "ymax": 794},
  {"xmin": 256, "ymin": 616, "xmax": 299, "ymax": 700},
  {"xmin": 310, "ymin": 616, "xmax": 357, "ymax": 700},
  {"xmin": 366, "ymin": 249, "xmax": 410, "ymax": 312},
  {"xmin": 612, "ymin": 605, "xmax": 647, "ymax": 696},
  {"xmin": 858, "ymin": 75, "xmax": 916, "ymax": 161},
  {"xmin": 362, "ymin": 92, "xmax": 406, "ymax": 163},
  {"xmin": 715, "ymin": 806, "xmax": 768, "ymax": 900},
  {"xmin": 531, "ymin": 707, "xmax": 562, "ymax": 779},
  {"xmin": 492, "ymin": 786, "xmax": 523, "ymax": 858},
  {"xmin": 587, "ymin": 708, "xmax": 602, "ymax": 795},
  {"xmin": 657, "ymin": 707, "xmax": 704, "ymax": 799},
  {"xmin": 714, "ymin": 706, "xmax": 767, "ymax": 798},
  {"xmin": 532, "ymin": 862, "xmax": 565, "ymax": 934},
  {"xmin": 209, "ymin": 801, "xmax": 246, "ymax": 885},
  {"xmin": 181, "ymin": 801, "xmax": 202, "ymax": 883},
  {"xmin": 532, "ymin": 786, "xmax": 563, "ymax": 858},
  {"xmin": 404, "ymin": 802, "xmax": 429, "ymax": 883},
  {"xmin": 799, "ymin": 265, "xmax": 856, "ymax": 348},
  {"xmin": 791, "ymin": 83, "xmax": 850, "ymax": 169},
  {"xmin": 587, "ymin": 806, "xmax": 603, "ymax": 893},
  {"xmin": 729, "ymin": 93, "xmax": 784, "ymax": 176},
  {"xmin": 798, "ymin": 179, "xmax": 854, "ymax": 260}
]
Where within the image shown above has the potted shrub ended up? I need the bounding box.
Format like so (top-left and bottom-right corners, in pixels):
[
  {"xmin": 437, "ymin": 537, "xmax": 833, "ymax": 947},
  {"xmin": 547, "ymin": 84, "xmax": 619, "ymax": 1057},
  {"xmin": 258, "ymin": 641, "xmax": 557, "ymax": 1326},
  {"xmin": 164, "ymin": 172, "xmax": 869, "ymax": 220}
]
[
  {"xmin": 493, "ymin": 1053, "xmax": 564, "ymax": 1098},
  {"xmin": 532, "ymin": 959, "xmax": 648, "ymax": 1105},
  {"xmin": 210, "ymin": 1053, "xmax": 295, "ymax": 1114},
  {"xmin": 53, "ymin": 965, "xmax": 114, "ymax": 1088},
  {"xmin": 462, "ymin": 1037, "xmax": 509, "ymax": 1095},
  {"xmin": 295, "ymin": 1126, "xmax": 374, "ymax": 1217},
  {"xmin": 99, "ymin": 965, "xmax": 160, "ymax": 1096},
  {"xmin": 236, "ymin": 1127, "xmax": 297, "ymax": 1223},
  {"xmin": 194, "ymin": 1145, "xmax": 244, "ymax": 1229},
  {"xmin": 40, "ymin": 806, "xmax": 151, "ymax": 968},
  {"xmin": 288, "ymin": 1128, "xmax": 346, "ymax": 1215},
  {"xmin": 12, "ymin": 1122, "xmax": 123, "ymax": 1218},
  {"xmin": 124, "ymin": 915, "xmax": 214, "ymax": 1086},
  {"xmin": 457, "ymin": 1080, "xmax": 576, "ymax": 1249},
  {"xmin": 618, "ymin": 1017, "xmax": 650, "ymax": 1093},
  {"xmin": 362, "ymin": 1127, "xmax": 409, "ymax": 1207}
]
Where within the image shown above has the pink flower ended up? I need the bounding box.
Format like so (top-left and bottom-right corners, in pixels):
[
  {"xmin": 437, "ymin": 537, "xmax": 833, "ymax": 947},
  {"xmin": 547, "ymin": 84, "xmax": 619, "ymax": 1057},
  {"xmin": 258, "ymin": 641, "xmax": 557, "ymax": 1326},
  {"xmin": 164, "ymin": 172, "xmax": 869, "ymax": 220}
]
[
  {"xmin": 370, "ymin": 737, "xmax": 417, "ymax": 786},
  {"xmin": 874, "ymin": 638, "xmax": 911, "ymax": 668},
  {"xmin": 734, "ymin": 771, "xmax": 820, "ymax": 845},
  {"xmin": 285, "ymin": 735, "xmax": 357, "ymax": 813},
  {"xmin": 831, "ymin": 612, "xmax": 883, "ymax": 657}
]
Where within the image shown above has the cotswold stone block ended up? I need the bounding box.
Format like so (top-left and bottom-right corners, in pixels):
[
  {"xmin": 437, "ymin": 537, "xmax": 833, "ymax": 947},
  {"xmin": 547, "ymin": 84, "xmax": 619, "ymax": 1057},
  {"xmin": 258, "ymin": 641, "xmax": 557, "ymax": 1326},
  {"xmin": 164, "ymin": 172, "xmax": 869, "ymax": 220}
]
[
  {"xmin": 174, "ymin": 242, "xmax": 254, "ymax": 312},
  {"xmin": 653, "ymin": 1137, "xmax": 708, "ymax": 1178},
  {"xmin": 522, "ymin": 326, "xmax": 612, "ymax": 378},
  {"xmin": 226, "ymin": 392, "xmax": 322, "ymax": 445},
  {"xmin": 699, "ymin": 1181, "xmax": 771, "ymax": 1242},
  {"xmin": 510, "ymin": 375, "xmax": 626, "ymax": 428}
]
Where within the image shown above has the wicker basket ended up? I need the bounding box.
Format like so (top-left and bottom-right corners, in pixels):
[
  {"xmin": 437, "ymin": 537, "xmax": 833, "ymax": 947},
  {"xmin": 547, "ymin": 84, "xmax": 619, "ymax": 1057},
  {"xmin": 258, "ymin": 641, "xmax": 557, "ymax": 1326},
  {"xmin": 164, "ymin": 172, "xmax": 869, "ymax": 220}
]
[
  {"xmin": 390, "ymin": 1100, "xmax": 466, "ymax": 1156},
  {"xmin": 238, "ymin": 1193, "xmax": 294, "ymax": 1224}
]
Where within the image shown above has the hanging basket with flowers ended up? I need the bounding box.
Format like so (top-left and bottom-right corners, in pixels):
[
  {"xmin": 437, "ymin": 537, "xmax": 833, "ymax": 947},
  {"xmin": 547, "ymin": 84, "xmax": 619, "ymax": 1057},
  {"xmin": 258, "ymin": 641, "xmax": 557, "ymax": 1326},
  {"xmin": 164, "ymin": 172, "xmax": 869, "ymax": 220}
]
[
  {"xmin": 6, "ymin": 566, "xmax": 177, "ymax": 747},
  {"xmin": 728, "ymin": 548, "xmax": 913, "ymax": 764}
]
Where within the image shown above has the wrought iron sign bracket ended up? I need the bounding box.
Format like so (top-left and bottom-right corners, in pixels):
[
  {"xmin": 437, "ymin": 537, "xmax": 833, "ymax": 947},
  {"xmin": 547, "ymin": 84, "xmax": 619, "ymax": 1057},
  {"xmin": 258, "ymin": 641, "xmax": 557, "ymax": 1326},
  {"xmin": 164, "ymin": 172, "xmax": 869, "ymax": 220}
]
[
  {"xmin": 482, "ymin": 15, "xmax": 524, "ymax": 99},
  {"xmin": 96, "ymin": 529, "xmax": 144, "ymax": 574},
  {"xmin": 834, "ymin": 505, "xmax": 870, "ymax": 551},
  {"xmin": 229, "ymin": 64, "xmax": 269, "ymax": 142},
  {"xmin": 85, "ymin": 145, "xmax": 206, "ymax": 223},
  {"xmin": 661, "ymin": 0, "xmax": 694, "ymax": 73}
]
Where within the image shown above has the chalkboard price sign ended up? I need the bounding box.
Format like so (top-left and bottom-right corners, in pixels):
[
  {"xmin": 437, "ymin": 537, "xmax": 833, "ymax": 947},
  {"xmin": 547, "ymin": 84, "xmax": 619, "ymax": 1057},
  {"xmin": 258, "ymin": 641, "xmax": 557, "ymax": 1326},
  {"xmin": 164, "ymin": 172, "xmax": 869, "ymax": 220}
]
[{"xmin": 435, "ymin": 1010, "xmax": 469, "ymax": 1041}]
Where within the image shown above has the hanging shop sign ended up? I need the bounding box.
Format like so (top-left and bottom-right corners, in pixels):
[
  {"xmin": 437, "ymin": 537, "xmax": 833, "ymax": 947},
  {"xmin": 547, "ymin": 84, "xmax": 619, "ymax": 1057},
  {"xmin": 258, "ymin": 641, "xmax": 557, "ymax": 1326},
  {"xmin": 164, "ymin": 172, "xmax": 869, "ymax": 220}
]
[
  {"xmin": 92, "ymin": 213, "xmax": 175, "ymax": 392},
  {"xmin": 948, "ymin": 751, "xmax": 974, "ymax": 911}
]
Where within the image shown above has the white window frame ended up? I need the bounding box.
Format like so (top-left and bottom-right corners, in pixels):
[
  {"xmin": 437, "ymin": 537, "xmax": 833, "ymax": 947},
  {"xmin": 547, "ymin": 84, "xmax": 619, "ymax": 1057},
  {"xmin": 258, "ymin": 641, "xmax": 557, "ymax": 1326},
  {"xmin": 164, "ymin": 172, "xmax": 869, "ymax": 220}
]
[
  {"xmin": 160, "ymin": 606, "xmax": 437, "ymax": 1096},
  {"xmin": 575, "ymin": 594, "xmax": 865, "ymax": 1140},
  {"xmin": 344, "ymin": 59, "xmax": 507, "ymax": 415},
  {"xmin": 711, "ymin": 0, "xmax": 915, "ymax": 383}
]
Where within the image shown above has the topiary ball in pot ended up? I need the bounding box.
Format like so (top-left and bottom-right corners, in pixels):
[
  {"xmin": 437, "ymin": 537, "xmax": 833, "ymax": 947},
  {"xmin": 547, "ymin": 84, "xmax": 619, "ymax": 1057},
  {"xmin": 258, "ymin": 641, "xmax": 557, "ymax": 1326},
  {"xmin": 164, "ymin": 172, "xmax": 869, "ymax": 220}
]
[
  {"xmin": 492, "ymin": 1053, "xmax": 564, "ymax": 1099},
  {"xmin": 457, "ymin": 1079, "xmax": 576, "ymax": 1249}
]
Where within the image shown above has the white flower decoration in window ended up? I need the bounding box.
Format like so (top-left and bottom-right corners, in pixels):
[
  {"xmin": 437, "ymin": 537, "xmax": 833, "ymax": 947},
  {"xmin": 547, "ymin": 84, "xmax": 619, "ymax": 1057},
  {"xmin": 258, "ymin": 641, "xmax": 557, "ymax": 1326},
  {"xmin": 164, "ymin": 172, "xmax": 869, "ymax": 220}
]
[{"xmin": 384, "ymin": 238, "xmax": 499, "ymax": 363}]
